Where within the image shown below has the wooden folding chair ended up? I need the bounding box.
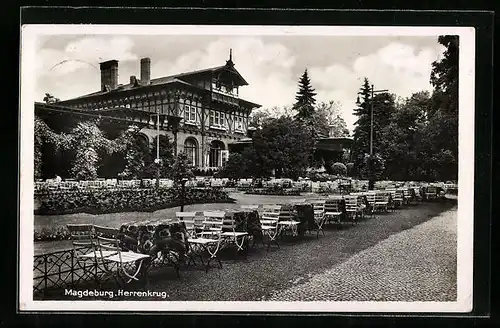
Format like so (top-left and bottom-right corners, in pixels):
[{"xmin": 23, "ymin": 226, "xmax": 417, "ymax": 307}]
[
  {"xmin": 66, "ymin": 224, "xmax": 108, "ymax": 286},
  {"xmin": 195, "ymin": 211, "xmax": 225, "ymax": 272},
  {"xmin": 324, "ymin": 198, "xmax": 342, "ymax": 225},
  {"xmin": 373, "ymin": 192, "xmax": 389, "ymax": 213},
  {"xmin": 221, "ymin": 213, "xmax": 248, "ymax": 258},
  {"xmin": 260, "ymin": 205, "xmax": 281, "ymax": 251},
  {"xmin": 94, "ymin": 225, "xmax": 150, "ymax": 287},
  {"xmin": 310, "ymin": 199, "xmax": 326, "ymax": 238},
  {"xmin": 176, "ymin": 211, "xmax": 204, "ymax": 267},
  {"xmin": 277, "ymin": 207, "xmax": 300, "ymax": 238},
  {"xmin": 344, "ymin": 195, "xmax": 362, "ymax": 224}
]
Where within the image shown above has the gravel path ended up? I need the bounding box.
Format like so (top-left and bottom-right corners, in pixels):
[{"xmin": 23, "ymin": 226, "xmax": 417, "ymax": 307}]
[
  {"xmin": 38, "ymin": 200, "xmax": 456, "ymax": 301},
  {"xmin": 266, "ymin": 206, "xmax": 457, "ymax": 302}
]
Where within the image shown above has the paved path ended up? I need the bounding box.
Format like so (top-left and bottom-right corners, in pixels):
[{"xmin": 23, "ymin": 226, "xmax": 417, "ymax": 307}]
[{"xmin": 266, "ymin": 206, "xmax": 457, "ymax": 302}]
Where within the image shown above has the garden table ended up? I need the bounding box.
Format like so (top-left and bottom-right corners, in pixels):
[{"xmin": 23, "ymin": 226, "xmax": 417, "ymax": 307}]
[
  {"xmin": 222, "ymin": 209, "xmax": 262, "ymax": 240},
  {"xmin": 280, "ymin": 203, "xmax": 315, "ymax": 236}
]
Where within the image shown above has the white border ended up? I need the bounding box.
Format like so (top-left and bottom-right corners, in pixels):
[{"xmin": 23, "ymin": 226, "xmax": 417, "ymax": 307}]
[{"xmin": 19, "ymin": 24, "xmax": 475, "ymax": 313}]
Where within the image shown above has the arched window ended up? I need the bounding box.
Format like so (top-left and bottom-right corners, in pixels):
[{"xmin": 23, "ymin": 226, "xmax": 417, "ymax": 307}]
[{"xmin": 184, "ymin": 138, "xmax": 198, "ymax": 166}]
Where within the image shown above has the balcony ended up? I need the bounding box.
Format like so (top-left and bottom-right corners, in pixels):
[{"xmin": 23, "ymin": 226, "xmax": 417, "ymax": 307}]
[{"xmin": 211, "ymin": 92, "xmax": 239, "ymax": 106}]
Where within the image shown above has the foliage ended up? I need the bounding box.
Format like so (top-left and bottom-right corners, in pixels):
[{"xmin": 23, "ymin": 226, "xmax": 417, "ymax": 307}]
[
  {"xmin": 351, "ymin": 78, "xmax": 396, "ymax": 176},
  {"xmin": 245, "ymin": 186, "xmax": 301, "ymax": 196},
  {"xmin": 142, "ymin": 134, "xmax": 175, "ymax": 179},
  {"xmin": 313, "ymin": 101, "xmax": 350, "ymax": 138},
  {"xmin": 293, "ymin": 69, "xmax": 317, "ymax": 121},
  {"xmin": 252, "ymin": 115, "xmax": 314, "ymax": 179},
  {"xmin": 171, "ymin": 151, "xmax": 195, "ymax": 185},
  {"xmin": 357, "ymin": 153, "xmax": 385, "ymax": 180},
  {"xmin": 35, "ymin": 187, "xmax": 231, "ymax": 216},
  {"xmin": 218, "ymin": 153, "xmax": 247, "ymax": 180},
  {"xmin": 331, "ymin": 162, "xmax": 347, "ymax": 176}
]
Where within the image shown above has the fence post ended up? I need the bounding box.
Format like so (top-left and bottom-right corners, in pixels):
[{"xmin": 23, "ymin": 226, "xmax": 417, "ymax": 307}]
[
  {"xmin": 43, "ymin": 254, "xmax": 48, "ymax": 297},
  {"xmin": 70, "ymin": 249, "xmax": 75, "ymax": 287}
]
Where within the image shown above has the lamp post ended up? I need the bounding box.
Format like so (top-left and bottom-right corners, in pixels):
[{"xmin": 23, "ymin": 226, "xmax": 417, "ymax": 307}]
[
  {"xmin": 356, "ymin": 84, "xmax": 388, "ymax": 190},
  {"xmin": 180, "ymin": 177, "xmax": 188, "ymax": 212},
  {"xmin": 151, "ymin": 108, "xmax": 162, "ymax": 189}
]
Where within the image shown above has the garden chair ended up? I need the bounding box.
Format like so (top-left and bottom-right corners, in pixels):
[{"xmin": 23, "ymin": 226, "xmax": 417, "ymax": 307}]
[
  {"xmin": 344, "ymin": 195, "xmax": 362, "ymax": 224},
  {"xmin": 94, "ymin": 225, "xmax": 150, "ymax": 287},
  {"xmin": 260, "ymin": 205, "xmax": 281, "ymax": 251},
  {"xmin": 176, "ymin": 211, "xmax": 205, "ymax": 267},
  {"xmin": 324, "ymin": 198, "xmax": 342, "ymax": 225},
  {"xmin": 365, "ymin": 192, "xmax": 377, "ymax": 217},
  {"xmin": 221, "ymin": 213, "xmax": 249, "ymax": 258},
  {"xmin": 310, "ymin": 199, "xmax": 326, "ymax": 238},
  {"xmin": 402, "ymin": 188, "xmax": 413, "ymax": 205},
  {"xmin": 425, "ymin": 186, "xmax": 438, "ymax": 201},
  {"xmin": 373, "ymin": 192, "xmax": 389, "ymax": 213},
  {"xmin": 195, "ymin": 211, "xmax": 225, "ymax": 272},
  {"xmin": 278, "ymin": 206, "xmax": 300, "ymax": 239},
  {"xmin": 66, "ymin": 224, "xmax": 113, "ymax": 286}
]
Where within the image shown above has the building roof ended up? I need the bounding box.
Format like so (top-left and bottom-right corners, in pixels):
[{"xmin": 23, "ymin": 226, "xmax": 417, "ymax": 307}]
[{"xmin": 60, "ymin": 63, "xmax": 249, "ymax": 103}]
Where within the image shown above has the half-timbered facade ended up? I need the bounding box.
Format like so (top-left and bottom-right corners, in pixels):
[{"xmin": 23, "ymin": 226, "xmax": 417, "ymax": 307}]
[{"xmin": 54, "ymin": 52, "xmax": 261, "ymax": 169}]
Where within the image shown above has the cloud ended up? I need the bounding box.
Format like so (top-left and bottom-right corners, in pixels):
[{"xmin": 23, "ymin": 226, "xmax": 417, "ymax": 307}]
[
  {"xmin": 308, "ymin": 42, "xmax": 445, "ymax": 130},
  {"xmin": 37, "ymin": 36, "xmax": 138, "ymax": 77},
  {"xmin": 34, "ymin": 36, "xmax": 445, "ymax": 133}
]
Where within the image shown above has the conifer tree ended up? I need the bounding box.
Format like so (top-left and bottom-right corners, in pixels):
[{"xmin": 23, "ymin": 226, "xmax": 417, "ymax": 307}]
[{"xmin": 293, "ymin": 69, "xmax": 317, "ymax": 120}]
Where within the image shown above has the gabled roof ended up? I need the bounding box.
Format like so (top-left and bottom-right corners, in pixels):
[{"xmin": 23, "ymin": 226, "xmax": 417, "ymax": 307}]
[{"xmin": 60, "ymin": 63, "xmax": 249, "ymax": 103}]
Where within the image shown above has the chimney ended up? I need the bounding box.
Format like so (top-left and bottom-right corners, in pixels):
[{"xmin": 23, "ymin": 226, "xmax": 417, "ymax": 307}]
[
  {"xmin": 140, "ymin": 57, "xmax": 151, "ymax": 85},
  {"xmin": 130, "ymin": 75, "xmax": 137, "ymax": 84},
  {"xmin": 99, "ymin": 60, "xmax": 119, "ymax": 91}
]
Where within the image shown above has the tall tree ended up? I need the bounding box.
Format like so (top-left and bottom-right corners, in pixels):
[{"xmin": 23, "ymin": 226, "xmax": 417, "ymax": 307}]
[
  {"xmin": 351, "ymin": 78, "xmax": 374, "ymax": 174},
  {"xmin": 427, "ymin": 35, "xmax": 459, "ymax": 180},
  {"xmin": 252, "ymin": 115, "xmax": 314, "ymax": 179},
  {"xmin": 293, "ymin": 69, "xmax": 317, "ymax": 121}
]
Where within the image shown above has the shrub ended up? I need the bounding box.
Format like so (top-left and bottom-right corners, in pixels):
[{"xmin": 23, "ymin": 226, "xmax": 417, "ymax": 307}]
[
  {"xmin": 35, "ymin": 187, "xmax": 232, "ymax": 215},
  {"xmin": 331, "ymin": 162, "xmax": 347, "ymax": 176}
]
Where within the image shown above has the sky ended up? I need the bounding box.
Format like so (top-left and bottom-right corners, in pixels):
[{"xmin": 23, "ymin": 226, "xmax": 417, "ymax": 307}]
[{"xmin": 35, "ymin": 33, "xmax": 446, "ymax": 132}]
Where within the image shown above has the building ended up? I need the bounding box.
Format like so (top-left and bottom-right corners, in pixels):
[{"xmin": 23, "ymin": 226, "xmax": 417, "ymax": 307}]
[{"xmin": 42, "ymin": 50, "xmax": 261, "ymax": 170}]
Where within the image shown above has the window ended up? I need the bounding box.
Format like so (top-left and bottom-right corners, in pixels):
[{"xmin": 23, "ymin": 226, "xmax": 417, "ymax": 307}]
[
  {"xmin": 184, "ymin": 138, "xmax": 198, "ymax": 166},
  {"xmin": 209, "ymin": 110, "xmax": 226, "ymax": 129},
  {"xmin": 184, "ymin": 105, "xmax": 197, "ymax": 124},
  {"xmin": 235, "ymin": 116, "xmax": 243, "ymax": 131}
]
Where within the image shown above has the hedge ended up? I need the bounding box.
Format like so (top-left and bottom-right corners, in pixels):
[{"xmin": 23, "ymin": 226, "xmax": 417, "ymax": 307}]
[
  {"xmin": 244, "ymin": 187, "xmax": 301, "ymax": 196},
  {"xmin": 35, "ymin": 187, "xmax": 233, "ymax": 216}
]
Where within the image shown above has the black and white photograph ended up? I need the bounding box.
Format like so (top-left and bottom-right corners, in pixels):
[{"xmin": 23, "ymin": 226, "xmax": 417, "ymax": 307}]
[{"xmin": 19, "ymin": 23, "xmax": 475, "ymax": 312}]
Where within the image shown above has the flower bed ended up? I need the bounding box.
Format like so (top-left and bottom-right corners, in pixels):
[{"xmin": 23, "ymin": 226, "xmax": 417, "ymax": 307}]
[{"xmin": 35, "ymin": 187, "xmax": 232, "ymax": 216}]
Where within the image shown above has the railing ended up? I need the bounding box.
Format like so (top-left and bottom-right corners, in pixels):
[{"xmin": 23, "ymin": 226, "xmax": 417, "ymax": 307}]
[{"xmin": 33, "ymin": 247, "xmax": 106, "ymax": 296}]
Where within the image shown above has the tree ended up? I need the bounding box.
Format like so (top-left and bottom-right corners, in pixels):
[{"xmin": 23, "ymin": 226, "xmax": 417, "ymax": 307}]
[
  {"xmin": 143, "ymin": 134, "xmax": 175, "ymax": 178},
  {"xmin": 293, "ymin": 69, "xmax": 317, "ymax": 121},
  {"xmin": 312, "ymin": 101, "xmax": 350, "ymax": 138},
  {"xmin": 64, "ymin": 121, "xmax": 114, "ymax": 180},
  {"xmin": 351, "ymin": 78, "xmax": 396, "ymax": 177},
  {"xmin": 219, "ymin": 153, "xmax": 247, "ymax": 180},
  {"xmin": 43, "ymin": 93, "xmax": 60, "ymax": 104},
  {"xmin": 117, "ymin": 126, "xmax": 151, "ymax": 179},
  {"xmin": 329, "ymin": 115, "xmax": 350, "ymax": 138},
  {"xmin": 252, "ymin": 115, "xmax": 314, "ymax": 179},
  {"xmin": 379, "ymin": 91, "xmax": 431, "ymax": 181},
  {"xmin": 427, "ymin": 35, "xmax": 459, "ymax": 180},
  {"xmin": 171, "ymin": 151, "xmax": 195, "ymax": 185}
]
